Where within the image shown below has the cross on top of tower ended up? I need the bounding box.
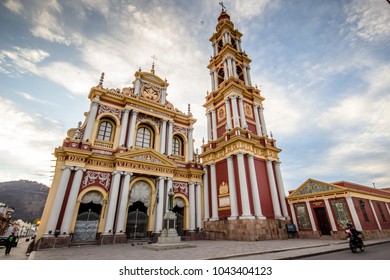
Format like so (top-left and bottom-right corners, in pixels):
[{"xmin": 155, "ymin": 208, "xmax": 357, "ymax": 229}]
[
  {"xmin": 219, "ymin": 2, "xmax": 226, "ymax": 12},
  {"xmin": 151, "ymin": 55, "xmax": 158, "ymax": 74}
]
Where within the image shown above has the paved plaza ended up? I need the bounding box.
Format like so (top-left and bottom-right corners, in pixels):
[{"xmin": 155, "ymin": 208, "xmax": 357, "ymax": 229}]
[{"xmin": 1, "ymin": 237, "xmax": 389, "ymax": 260}]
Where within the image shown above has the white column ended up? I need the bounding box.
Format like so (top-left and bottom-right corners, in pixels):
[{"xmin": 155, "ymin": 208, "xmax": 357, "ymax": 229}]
[
  {"xmin": 232, "ymin": 59, "xmax": 238, "ymax": 78},
  {"xmin": 214, "ymin": 70, "xmax": 218, "ymax": 90},
  {"xmin": 212, "ymin": 43, "xmax": 216, "ymax": 56},
  {"xmin": 324, "ymin": 198, "xmax": 337, "ymax": 232},
  {"xmin": 126, "ymin": 110, "xmax": 138, "ymax": 148},
  {"xmin": 196, "ymin": 183, "xmax": 202, "ymax": 229},
  {"xmin": 259, "ymin": 106, "xmax": 268, "ymax": 136},
  {"xmin": 289, "ymin": 203, "xmax": 299, "ymax": 231},
  {"xmin": 209, "ymin": 164, "xmax": 219, "ymax": 221},
  {"xmin": 115, "ymin": 172, "xmax": 132, "ymax": 234},
  {"xmin": 189, "ymin": 182, "xmax": 196, "ymax": 231},
  {"xmin": 206, "ymin": 112, "xmax": 212, "ymax": 141},
  {"xmin": 227, "ymin": 156, "xmax": 238, "ymax": 219},
  {"xmin": 225, "ymin": 99, "xmax": 232, "ymax": 131},
  {"xmin": 60, "ymin": 167, "xmax": 85, "ymax": 235},
  {"xmin": 274, "ymin": 162, "xmax": 289, "ymax": 219},
  {"xmin": 386, "ymin": 202, "xmax": 390, "ymax": 216},
  {"xmin": 238, "ymin": 97, "xmax": 247, "ymax": 128},
  {"xmin": 203, "ymin": 167, "xmax": 210, "ymax": 221},
  {"xmin": 211, "ymin": 110, "xmax": 217, "ymax": 140},
  {"xmin": 253, "ymin": 105, "xmax": 262, "ymax": 136},
  {"xmin": 160, "ymin": 88, "xmax": 167, "ymax": 104},
  {"xmin": 154, "ymin": 177, "xmax": 165, "ymax": 233},
  {"xmin": 345, "ymin": 196, "xmax": 362, "ymax": 231},
  {"xmin": 236, "ymin": 153, "xmax": 254, "ymax": 219},
  {"xmin": 46, "ymin": 166, "xmax": 73, "ymax": 234},
  {"xmin": 118, "ymin": 109, "xmax": 130, "ymax": 147},
  {"xmin": 165, "ymin": 178, "xmax": 173, "ymax": 212},
  {"xmin": 227, "ymin": 57, "xmax": 233, "ymax": 77},
  {"xmin": 166, "ymin": 120, "xmax": 174, "ymax": 155},
  {"xmin": 210, "ymin": 72, "xmax": 215, "ymax": 91},
  {"xmin": 223, "ymin": 60, "xmax": 228, "ymax": 80},
  {"xmin": 83, "ymin": 99, "xmax": 99, "ymax": 141},
  {"xmin": 247, "ymin": 155, "xmax": 265, "ymax": 219},
  {"xmin": 159, "ymin": 119, "xmax": 167, "ymax": 154},
  {"xmin": 369, "ymin": 200, "xmax": 382, "ymax": 230},
  {"xmin": 188, "ymin": 127, "xmax": 194, "ymax": 161},
  {"xmin": 104, "ymin": 171, "xmax": 122, "ymax": 233},
  {"xmin": 266, "ymin": 160, "xmax": 283, "ymax": 219},
  {"xmin": 230, "ymin": 95, "xmax": 240, "ymax": 128},
  {"xmin": 243, "ymin": 65, "xmax": 249, "ymax": 86},
  {"xmin": 247, "ymin": 67, "xmax": 252, "ymax": 86},
  {"xmin": 305, "ymin": 201, "xmax": 317, "ymax": 231},
  {"xmin": 134, "ymin": 78, "xmax": 141, "ymax": 95}
]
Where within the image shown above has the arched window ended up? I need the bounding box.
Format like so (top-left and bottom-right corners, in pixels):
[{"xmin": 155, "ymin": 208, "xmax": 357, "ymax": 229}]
[
  {"xmin": 172, "ymin": 135, "xmax": 184, "ymax": 157},
  {"xmin": 136, "ymin": 125, "xmax": 154, "ymax": 148},
  {"xmin": 97, "ymin": 120, "xmax": 114, "ymax": 142}
]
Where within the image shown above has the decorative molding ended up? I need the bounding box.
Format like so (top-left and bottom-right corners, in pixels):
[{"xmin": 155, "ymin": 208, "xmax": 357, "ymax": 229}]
[
  {"xmin": 219, "ymin": 182, "xmax": 229, "ymax": 195},
  {"xmin": 296, "ymin": 181, "xmax": 336, "ymax": 195},
  {"xmin": 98, "ymin": 104, "xmax": 122, "ymax": 120},
  {"xmin": 81, "ymin": 170, "xmax": 111, "ymax": 191},
  {"xmin": 244, "ymin": 103, "xmax": 253, "ymax": 118},
  {"xmin": 173, "ymin": 181, "xmax": 189, "ymax": 197}
]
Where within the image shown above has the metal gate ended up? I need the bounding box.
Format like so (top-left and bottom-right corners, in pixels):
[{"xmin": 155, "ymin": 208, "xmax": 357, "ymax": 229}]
[
  {"xmin": 72, "ymin": 210, "xmax": 100, "ymax": 242},
  {"xmin": 126, "ymin": 210, "xmax": 148, "ymax": 239}
]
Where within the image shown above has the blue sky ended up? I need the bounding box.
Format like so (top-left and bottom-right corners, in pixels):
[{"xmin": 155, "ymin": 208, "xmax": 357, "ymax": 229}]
[{"xmin": 0, "ymin": 0, "xmax": 389, "ymax": 191}]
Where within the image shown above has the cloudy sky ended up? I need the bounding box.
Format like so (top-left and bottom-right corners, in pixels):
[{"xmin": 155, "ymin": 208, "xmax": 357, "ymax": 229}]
[{"xmin": 0, "ymin": 0, "xmax": 389, "ymax": 191}]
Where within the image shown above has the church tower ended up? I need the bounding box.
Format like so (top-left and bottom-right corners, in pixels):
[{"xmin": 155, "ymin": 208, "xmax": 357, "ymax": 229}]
[{"xmin": 200, "ymin": 6, "xmax": 290, "ymax": 240}]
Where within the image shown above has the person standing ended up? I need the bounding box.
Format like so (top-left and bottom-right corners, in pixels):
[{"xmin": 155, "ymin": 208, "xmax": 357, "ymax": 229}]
[{"xmin": 5, "ymin": 233, "xmax": 15, "ymax": 255}]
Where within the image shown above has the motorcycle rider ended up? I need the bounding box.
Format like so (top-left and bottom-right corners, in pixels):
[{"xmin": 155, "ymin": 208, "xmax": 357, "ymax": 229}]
[{"xmin": 346, "ymin": 223, "xmax": 363, "ymax": 245}]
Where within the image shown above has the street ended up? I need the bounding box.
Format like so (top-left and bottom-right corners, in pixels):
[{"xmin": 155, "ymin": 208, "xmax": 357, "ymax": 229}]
[
  {"xmin": 0, "ymin": 237, "xmax": 30, "ymax": 260},
  {"xmin": 299, "ymin": 242, "xmax": 390, "ymax": 260}
]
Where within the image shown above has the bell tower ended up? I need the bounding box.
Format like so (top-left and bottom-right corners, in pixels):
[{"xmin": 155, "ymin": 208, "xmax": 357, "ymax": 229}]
[{"xmin": 200, "ymin": 5, "xmax": 290, "ymax": 240}]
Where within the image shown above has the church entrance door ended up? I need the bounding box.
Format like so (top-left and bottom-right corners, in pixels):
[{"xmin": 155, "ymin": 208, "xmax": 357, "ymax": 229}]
[
  {"xmin": 73, "ymin": 191, "xmax": 103, "ymax": 243},
  {"xmin": 173, "ymin": 206, "xmax": 184, "ymax": 236},
  {"xmin": 314, "ymin": 207, "xmax": 331, "ymax": 235},
  {"xmin": 126, "ymin": 201, "xmax": 148, "ymax": 239}
]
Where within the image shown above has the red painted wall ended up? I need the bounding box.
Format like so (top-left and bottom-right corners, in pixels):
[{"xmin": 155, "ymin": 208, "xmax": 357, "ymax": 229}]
[
  {"xmin": 372, "ymin": 200, "xmax": 390, "ymax": 229},
  {"xmin": 254, "ymin": 158, "xmax": 274, "ymax": 218},
  {"xmin": 216, "ymin": 159, "xmax": 230, "ymax": 218},
  {"xmin": 353, "ymin": 198, "xmax": 379, "ymax": 230}
]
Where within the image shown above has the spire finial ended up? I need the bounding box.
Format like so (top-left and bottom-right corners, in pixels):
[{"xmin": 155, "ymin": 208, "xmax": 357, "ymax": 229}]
[
  {"xmin": 188, "ymin": 103, "xmax": 191, "ymax": 115},
  {"xmin": 219, "ymin": 2, "xmax": 226, "ymax": 12},
  {"xmin": 98, "ymin": 72, "xmax": 105, "ymax": 87},
  {"xmin": 151, "ymin": 55, "xmax": 158, "ymax": 74}
]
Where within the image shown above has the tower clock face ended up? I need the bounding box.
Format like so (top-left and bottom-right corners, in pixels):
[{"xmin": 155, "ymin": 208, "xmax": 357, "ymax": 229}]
[{"xmin": 142, "ymin": 87, "xmax": 160, "ymax": 101}]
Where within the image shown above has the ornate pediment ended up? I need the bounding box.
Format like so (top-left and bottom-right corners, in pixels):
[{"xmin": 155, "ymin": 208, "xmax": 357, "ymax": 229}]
[
  {"xmin": 292, "ymin": 179, "xmax": 343, "ymax": 196},
  {"xmin": 115, "ymin": 148, "xmax": 176, "ymax": 168}
]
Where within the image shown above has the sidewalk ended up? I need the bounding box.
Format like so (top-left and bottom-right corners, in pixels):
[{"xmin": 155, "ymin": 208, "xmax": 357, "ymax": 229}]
[{"xmin": 26, "ymin": 238, "xmax": 390, "ymax": 260}]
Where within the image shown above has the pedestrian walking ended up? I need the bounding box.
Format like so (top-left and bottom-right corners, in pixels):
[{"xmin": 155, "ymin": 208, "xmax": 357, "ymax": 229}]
[{"xmin": 5, "ymin": 232, "xmax": 16, "ymax": 255}]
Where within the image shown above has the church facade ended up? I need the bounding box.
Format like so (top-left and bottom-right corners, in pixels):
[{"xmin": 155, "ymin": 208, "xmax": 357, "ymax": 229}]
[
  {"xmin": 36, "ymin": 65, "xmax": 203, "ymax": 248},
  {"xmin": 36, "ymin": 8, "xmax": 290, "ymax": 249}
]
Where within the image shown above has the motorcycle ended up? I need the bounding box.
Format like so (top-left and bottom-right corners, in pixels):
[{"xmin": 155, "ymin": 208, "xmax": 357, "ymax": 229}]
[{"xmin": 345, "ymin": 228, "xmax": 365, "ymax": 253}]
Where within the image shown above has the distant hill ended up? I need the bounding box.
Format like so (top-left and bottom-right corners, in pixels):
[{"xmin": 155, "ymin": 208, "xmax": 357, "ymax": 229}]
[{"xmin": 0, "ymin": 180, "xmax": 49, "ymax": 223}]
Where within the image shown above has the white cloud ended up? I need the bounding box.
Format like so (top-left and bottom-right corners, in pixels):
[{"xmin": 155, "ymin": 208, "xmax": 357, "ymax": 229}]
[
  {"xmin": 0, "ymin": 47, "xmax": 49, "ymax": 75},
  {"xmin": 3, "ymin": 0, "xmax": 23, "ymax": 14},
  {"xmin": 344, "ymin": 0, "xmax": 390, "ymax": 42},
  {"xmin": 231, "ymin": 0, "xmax": 272, "ymax": 21},
  {"xmin": 0, "ymin": 98, "xmax": 64, "ymax": 186},
  {"xmin": 19, "ymin": 92, "xmax": 54, "ymax": 105}
]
